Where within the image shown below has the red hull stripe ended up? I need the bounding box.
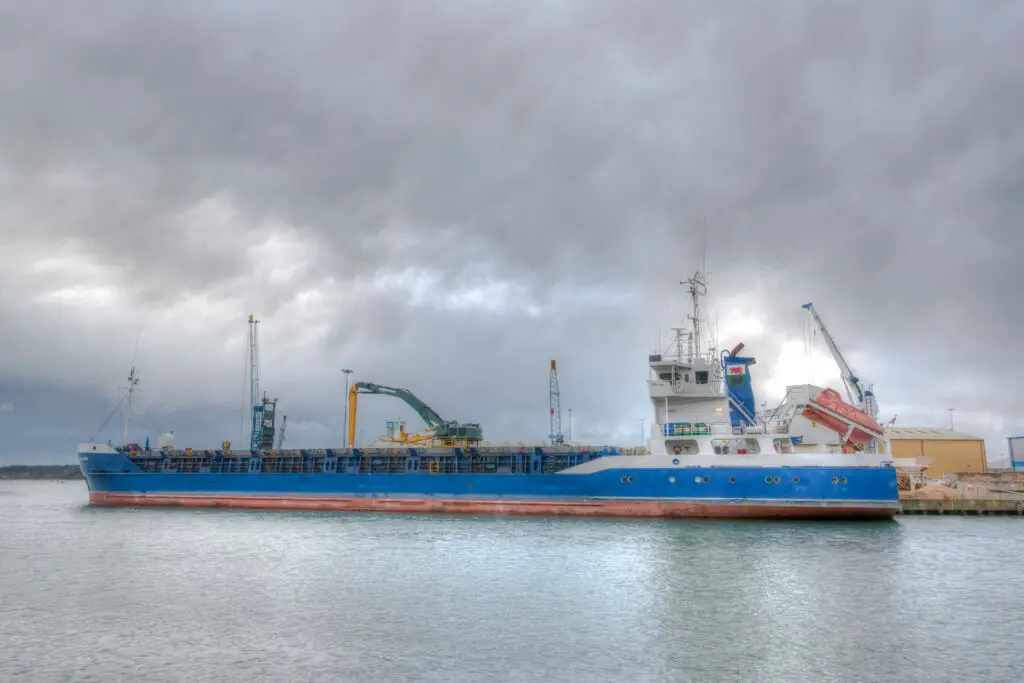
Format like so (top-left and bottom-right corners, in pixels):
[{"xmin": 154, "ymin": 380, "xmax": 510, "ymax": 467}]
[{"xmin": 89, "ymin": 492, "xmax": 896, "ymax": 519}]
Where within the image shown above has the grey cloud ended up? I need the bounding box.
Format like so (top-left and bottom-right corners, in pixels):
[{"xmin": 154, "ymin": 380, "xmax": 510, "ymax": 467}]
[{"xmin": 1, "ymin": 0, "xmax": 1022, "ymax": 462}]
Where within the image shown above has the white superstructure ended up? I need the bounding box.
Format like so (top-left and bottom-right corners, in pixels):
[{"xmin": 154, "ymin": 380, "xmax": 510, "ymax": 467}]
[{"xmin": 642, "ymin": 267, "xmax": 893, "ymax": 468}]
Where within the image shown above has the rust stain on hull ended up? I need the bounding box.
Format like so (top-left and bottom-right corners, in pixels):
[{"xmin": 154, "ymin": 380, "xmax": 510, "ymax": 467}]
[{"xmin": 90, "ymin": 492, "xmax": 896, "ymax": 520}]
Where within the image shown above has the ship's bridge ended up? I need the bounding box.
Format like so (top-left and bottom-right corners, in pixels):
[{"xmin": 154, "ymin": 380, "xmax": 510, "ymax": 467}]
[{"xmin": 647, "ymin": 352, "xmax": 724, "ymax": 400}]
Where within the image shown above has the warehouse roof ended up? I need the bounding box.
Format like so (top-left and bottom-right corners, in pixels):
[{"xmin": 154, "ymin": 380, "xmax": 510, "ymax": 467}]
[{"xmin": 888, "ymin": 427, "xmax": 982, "ymax": 441}]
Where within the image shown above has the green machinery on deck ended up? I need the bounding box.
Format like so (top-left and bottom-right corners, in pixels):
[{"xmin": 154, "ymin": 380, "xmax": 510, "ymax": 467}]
[{"xmin": 346, "ymin": 381, "xmax": 483, "ymax": 448}]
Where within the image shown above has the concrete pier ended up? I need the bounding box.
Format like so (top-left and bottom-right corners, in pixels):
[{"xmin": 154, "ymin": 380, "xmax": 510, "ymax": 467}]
[
  {"xmin": 898, "ymin": 471, "xmax": 1024, "ymax": 515},
  {"xmin": 899, "ymin": 498, "xmax": 1024, "ymax": 515}
]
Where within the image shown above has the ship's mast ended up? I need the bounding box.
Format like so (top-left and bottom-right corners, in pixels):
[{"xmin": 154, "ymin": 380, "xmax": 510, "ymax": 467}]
[
  {"xmin": 668, "ymin": 327, "xmax": 688, "ymax": 363},
  {"xmin": 121, "ymin": 366, "xmax": 139, "ymax": 446},
  {"xmin": 682, "ymin": 268, "xmax": 709, "ymax": 358}
]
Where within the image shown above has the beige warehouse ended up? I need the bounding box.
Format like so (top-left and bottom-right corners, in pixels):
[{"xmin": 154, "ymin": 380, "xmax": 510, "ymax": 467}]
[{"xmin": 888, "ymin": 427, "xmax": 987, "ymax": 478}]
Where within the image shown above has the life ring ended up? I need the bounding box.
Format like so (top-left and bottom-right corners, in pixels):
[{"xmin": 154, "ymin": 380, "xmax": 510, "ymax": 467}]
[{"xmin": 672, "ymin": 445, "xmax": 682, "ymax": 455}]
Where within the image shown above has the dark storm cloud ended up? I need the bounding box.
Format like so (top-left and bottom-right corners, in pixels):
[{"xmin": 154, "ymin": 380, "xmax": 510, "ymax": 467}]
[{"xmin": 1, "ymin": 0, "xmax": 1022, "ymax": 461}]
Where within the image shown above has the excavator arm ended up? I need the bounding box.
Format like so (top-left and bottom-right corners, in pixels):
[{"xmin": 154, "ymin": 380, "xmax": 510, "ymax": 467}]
[
  {"xmin": 353, "ymin": 382, "xmax": 446, "ymax": 427},
  {"xmin": 347, "ymin": 381, "xmax": 457, "ymax": 448}
]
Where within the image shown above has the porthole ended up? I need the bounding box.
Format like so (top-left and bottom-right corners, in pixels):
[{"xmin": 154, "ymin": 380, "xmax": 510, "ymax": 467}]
[
  {"xmin": 831, "ymin": 477, "xmax": 838, "ymax": 484},
  {"xmin": 793, "ymin": 476, "xmax": 800, "ymax": 483},
  {"xmin": 672, "ymin": 458, "xmax": 680, "ymax": 465},
  {"xmin": 729, "ymin": 476, "xmax": 736, "ymax": 483},
  {"xmin": 621, "ymin": 476, "xmax": 628, "ymax": 483},
  {"xmin": 702, "ymin": 476, "xmax": 709, "ymax": 483},
  {"xmin": 773, "ymin": 476, "xmax": 781, "ymax": 484},
  {"xmin": 668, "ymin": 476, "xmax": 676, "ymax": 484},
  {"xmin": 765, "ymin": 476, "xmax": 772, "ymax": 483},
  {"xmin": 840, "ymin": 477, "xmax": 847, "ymax": 484},
  {"xmin": 627, "ymin": 476, "xmax": 634, "ymax": 483},
  {"xmin": 695, "ymin": 476, "xmax": 703, "ymax": 484}
]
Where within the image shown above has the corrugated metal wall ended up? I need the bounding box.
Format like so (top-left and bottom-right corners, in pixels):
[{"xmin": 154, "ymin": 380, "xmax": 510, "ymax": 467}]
[
  {"xmin": 891, "ymin": 438, "xmax": 987, "ymax": 477},
  {"xmin": 1009, "ymin": 436, "xmax": 1024, "ymax": 470}
]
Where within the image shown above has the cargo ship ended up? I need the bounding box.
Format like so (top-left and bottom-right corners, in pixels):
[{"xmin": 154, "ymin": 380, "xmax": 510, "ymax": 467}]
[{"xmin": 77, "ymin": 269, "xmax": 899, "ymax": 519}]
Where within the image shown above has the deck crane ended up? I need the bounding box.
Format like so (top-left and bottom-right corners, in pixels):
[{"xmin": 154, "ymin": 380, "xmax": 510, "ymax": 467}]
[
  {"xmin": 801, "ymin": 302, "xmax": 881, "ymax": 453},
  {"xmin": 347, "ymin": 381, "xmax": 483, "ymax": 448},
  {"xmin": 801, "ymin": 303, "xmax": 878, "ymax": 419},
  {"xmin": 275, "ymin": 414, "xmax": 287, "ymax": 450},
  {"xmin": 245, "ymin": 314, "xmax": 278, "ymax": 451}
]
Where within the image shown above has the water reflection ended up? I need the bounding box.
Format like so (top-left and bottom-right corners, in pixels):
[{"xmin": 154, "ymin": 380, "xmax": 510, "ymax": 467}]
[{"xmin": 1, "ymin": 482, "xmax": 1021, "ymax": 683}]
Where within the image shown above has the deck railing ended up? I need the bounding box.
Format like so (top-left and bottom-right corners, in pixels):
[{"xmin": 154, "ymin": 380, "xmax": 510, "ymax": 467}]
[{"xmin": 661, "ymin": 421, "xmax": 791, "ymax": 437}]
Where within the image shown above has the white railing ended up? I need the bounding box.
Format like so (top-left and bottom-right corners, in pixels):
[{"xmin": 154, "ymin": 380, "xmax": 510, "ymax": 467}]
[
  {"xmin": 647, "ymin": 380, "xmax": 725, "ymax": 399},
  {"xmin": 649, "ymin": 351, "xmax": 722, "ymax": 365},
  {"xmin": 661, "ymin": 421, "xmax": 791, "ymax": 437}
]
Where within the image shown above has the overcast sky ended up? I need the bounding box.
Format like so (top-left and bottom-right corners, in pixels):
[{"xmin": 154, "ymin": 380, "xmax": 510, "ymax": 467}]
[{"xmin": 1, "ymin": 0, "xmax": 1022, "ymax": 464}]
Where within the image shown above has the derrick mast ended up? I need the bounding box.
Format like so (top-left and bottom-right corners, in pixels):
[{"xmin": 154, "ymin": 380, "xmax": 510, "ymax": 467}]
[
  {"xmin": 245, "ymin": 314, "xmax": 277, "ymax": 451},
  {"xmin": 549, "ymin": 360, "xmax": 563, "ymax": 445},
  {"xmin": 247, "ymin": 314, "xmax": 262, "ymax": 450}
]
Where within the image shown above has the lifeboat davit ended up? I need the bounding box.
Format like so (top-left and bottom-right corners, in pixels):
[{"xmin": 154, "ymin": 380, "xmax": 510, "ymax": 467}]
[{"xmin": 801, "ymin": 388, "xmax": 886, "ymax": 447}]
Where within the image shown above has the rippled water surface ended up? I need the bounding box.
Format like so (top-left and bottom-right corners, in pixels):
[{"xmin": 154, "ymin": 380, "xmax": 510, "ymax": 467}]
[{"xmin": 2, "ymin": 481, "xmax": 1022, "ymax": 682}]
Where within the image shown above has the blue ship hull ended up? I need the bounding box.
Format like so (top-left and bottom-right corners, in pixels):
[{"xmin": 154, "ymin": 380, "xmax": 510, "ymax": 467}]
[{"xmin": 79, "ymin": 447, "xmax": 900, "ymax": 519}]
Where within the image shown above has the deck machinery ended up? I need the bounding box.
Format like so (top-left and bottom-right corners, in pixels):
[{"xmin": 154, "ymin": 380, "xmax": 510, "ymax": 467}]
[
  {"xmin": 799, "ymin": 303, "xmax": 884, "ymax": 453},
  {"xmin": 347, "ymin": 381, "xmax": 483, "ymax": 448}
]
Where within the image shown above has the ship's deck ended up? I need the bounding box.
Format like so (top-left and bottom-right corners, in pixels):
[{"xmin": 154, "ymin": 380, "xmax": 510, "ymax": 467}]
[{"xmin": 121, "ymin": 446, "xmax": 622, "ymax": 476}]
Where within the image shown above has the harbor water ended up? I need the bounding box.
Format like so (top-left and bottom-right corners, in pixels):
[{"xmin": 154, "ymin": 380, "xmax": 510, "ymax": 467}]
[{"xmin": 2, "ymin": 481, "xmax": 1022, "ymax": 682}]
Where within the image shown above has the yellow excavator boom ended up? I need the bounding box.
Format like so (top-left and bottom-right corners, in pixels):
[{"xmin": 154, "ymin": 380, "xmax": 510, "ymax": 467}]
[{"xmin": 347, "ymin": 384, "xmax": 358, "ymax": 448}]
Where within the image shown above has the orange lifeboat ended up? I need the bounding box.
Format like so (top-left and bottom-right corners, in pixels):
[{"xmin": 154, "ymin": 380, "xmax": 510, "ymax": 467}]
[{"xmin": 801, "ymin": 388, "xmax": 885, "ymax": 447}]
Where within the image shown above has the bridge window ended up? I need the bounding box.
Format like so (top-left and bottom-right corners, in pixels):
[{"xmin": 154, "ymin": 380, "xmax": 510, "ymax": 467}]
[{"xmin": 696, "ymin": 371, "xmax": 709, "ymax": 384}]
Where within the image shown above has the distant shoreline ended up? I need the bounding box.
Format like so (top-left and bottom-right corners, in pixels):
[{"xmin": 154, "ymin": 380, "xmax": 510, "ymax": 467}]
[{"xmin": 0, "ymin": 465, "xmax": 84, "ymax": 480}]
